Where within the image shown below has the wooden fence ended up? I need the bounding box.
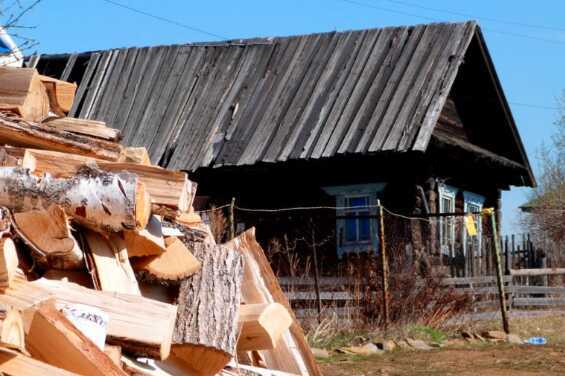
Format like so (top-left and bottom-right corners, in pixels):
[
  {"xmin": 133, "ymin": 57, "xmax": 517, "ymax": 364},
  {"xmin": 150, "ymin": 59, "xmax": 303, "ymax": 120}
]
[{"xmin": 280, "ymin": 269, "xmax": 565, "ymax": 319}]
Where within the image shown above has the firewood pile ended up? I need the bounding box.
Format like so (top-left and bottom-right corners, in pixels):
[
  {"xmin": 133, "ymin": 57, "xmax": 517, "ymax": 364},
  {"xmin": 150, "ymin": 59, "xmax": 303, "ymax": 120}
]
[{"xmin": 0, "ymin": 66, "xmax": 319, "ymax": 376}]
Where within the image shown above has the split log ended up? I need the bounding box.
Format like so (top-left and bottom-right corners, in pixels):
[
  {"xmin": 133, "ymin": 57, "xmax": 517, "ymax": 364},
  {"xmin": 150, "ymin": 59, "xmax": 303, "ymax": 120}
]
[
  {"xmin": 13, "ymin": 205, "xmax": 83, "ymax": 269},
  {"xmin": 22, "ymin": 148, "xmax": 191, "ymax": 212},
  {"xmin": 44, "ymin": 117, "xmax": 120, "ymax": 141},
  {"xmin": 124, "ymin": 215, "xmax": 166, "ymax": 257},
  {"xmin": 0, "ymin": 236, "xmax": 18, "ymax": 289},
  {"xmin": 120, "ymin": 146, "xmax": 151, "ymax": 165},
  {"xmin": 132, "ymin": 237, "xmax": 201, "ymax": 282},
  {"xmin": 0, "ymin": 114, "xmax": 122, "ymax": 160},
  {"xmin": 227, "ymin": 228, "xmax": 320, "ymax": 376},
  {"xmin": 25, "ymin": 300, "xmax": 126, "ymax": 376},
  {"xmin": 0, "ymin": 276, "xmax": 177, "ymax": 359},
  {"xmin": 0, "ymin": 166, "xmax": 151, "ymax": 232},
  {"xmin": 39, "ymin": 75, "xmax": 77, "ymax": 114},
  {"xmin": 0, "ymin": 67, "xmax": 49, "ymax": 122},
  {"xmin": 84, "ymin": 230, "xmax": 140, "ymax": 295},
  {"xmin": 0, "ymin": 346, "xmax": 75, "ymax": 376},
  {"xmin": 173, "ymin": 240, "xmax": 243, "ymax": 376},
  {"xmin": 1, "ymin": 308, "xmax": 26, "ymax": 354},
  {"xmin": 237, "ymin": 303, "xmax": 293, "ymax": 352}
]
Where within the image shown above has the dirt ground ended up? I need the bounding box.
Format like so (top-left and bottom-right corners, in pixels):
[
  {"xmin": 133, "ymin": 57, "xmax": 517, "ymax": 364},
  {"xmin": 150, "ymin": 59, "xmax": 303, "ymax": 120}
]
[
  {"xmin": 319, "ymin": 344, "xmax": 565, "ymax": 375},
  {"xmin": 316, "ymin": 313, "xmax": 565, "ymax": 375}
]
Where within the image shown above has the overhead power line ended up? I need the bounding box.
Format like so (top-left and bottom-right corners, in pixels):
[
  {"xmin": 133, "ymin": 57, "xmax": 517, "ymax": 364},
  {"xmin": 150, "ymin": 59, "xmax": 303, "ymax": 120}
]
[
  {"xmin": 336, "ymin": 0, "xmax": 565, "ymax": 45},
  {"xmin": 509, "ymin": 102, "xmax": 560, "ymax": 111},
  {"xmin": 99, "ymin": 0, "xmax": 228, "ymax": 41},
  {"xmin": 383, "ymin": 0, "xmax": 565, "ymax": 33}
]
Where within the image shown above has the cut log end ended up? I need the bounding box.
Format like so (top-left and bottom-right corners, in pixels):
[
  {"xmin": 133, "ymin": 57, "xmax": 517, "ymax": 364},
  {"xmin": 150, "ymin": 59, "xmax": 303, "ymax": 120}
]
[{"xmin": 172, "ymin": 344, "xmax": 231, "ymax": 376}]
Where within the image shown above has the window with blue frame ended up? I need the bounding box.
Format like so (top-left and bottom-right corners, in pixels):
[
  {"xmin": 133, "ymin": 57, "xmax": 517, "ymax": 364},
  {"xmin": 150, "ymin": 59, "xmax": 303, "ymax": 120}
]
[
  {"xmin": 322, "ymin": 183, "xmax": 386, "ymax": 258},
  {"xmin": 344, "ymin": 196, "xmax": 371, "ymax": 243}
]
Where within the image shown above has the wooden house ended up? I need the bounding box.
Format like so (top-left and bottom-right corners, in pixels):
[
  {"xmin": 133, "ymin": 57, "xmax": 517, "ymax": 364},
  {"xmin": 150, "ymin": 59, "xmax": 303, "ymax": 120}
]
[{"xmin": 33, "ymin": 21, "xmax": 535, "ymax": 276}]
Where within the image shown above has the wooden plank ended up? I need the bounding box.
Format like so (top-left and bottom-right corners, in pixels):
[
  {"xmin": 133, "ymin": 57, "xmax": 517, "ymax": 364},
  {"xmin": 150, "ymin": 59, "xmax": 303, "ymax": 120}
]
[
  {"xmin": 103, "ymin": 48, "xmax": 140, "ymax": 126},
  {"xmin": 239, "ymin": 35, "xmax": 321, "ymax": 166},
  {"xmin": 213, "ymin": 42, "xmax": 283, "ymax": 168},
  {"xmin": 263, "ymin": 32, "xmax": 338, "ymax": 162},
  {"xmin": 511, "ymin": 268, "xmax": 565, "ymax": 276},
  {"xmin": 285, "ymin": 291, "xmax": 353, "ymax": 301},
  {"xmin": 337, "ymin": 27, "xmax": 406, "ymax": 154},
  {"xmin": 364, "ymin": 25, "xmax": 428, "ymax": 152},
  {"xmin": 227, "ymin": 228, "xmax": 320, "ymax": 376},
  {"xmin": 0, "ymin": 276, "xmax": 177, "ymax": 360},
  {"xmin": 512, "ymin": 298, "xmax": 565, "ymax": 307},
  {"xmin": 69, "ymin": 52, "xmax": 100, "ymax": 117},
  {"xmin": 25, "ymin": 300, "xmax": 126, "ymax": 376},
  {"xmin": 170, "ymin": 47, "xmax": 243, "ymax": 170},
  {"xmin": 317, "ymin": 30, "xmax": 380, "ymax": 158},
  {"xmin": 84, "ymin": 230, "xmax": 141, "ymax": 295},
  {"xmin": 237, "ymin": 303, "xmax": 293, "ymax": 351},
  {"xmin": 0, "ymin": 346, "xmax": 76, "ymax": 376},
  {"xmin": 412, "ymin": 22, "xmax": 476, "ymax": 151},
  {"xmin": 80, "ymin": 50, "xmax": 114, "ymax": 119},
  {"xmin": 0, "ymin": 116, "xmax": 122, "ymax": 161},
  {"xmin": 59, "ymin": 54, "xmax": 78, "ymax": 81},
  {"xmin": 381, "ymin": 25, "xmax": 451, "ymax": 151},
  {"xmin": 397, "ymin": 23, "xmax": 468, "ymax": 150},
  {"xmin": 45, "ymin": 117, "xmax": 121, "ymax": 142}
]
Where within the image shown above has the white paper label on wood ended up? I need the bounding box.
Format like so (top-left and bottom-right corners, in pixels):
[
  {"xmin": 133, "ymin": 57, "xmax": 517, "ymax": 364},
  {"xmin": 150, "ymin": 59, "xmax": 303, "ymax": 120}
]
[{"xmin": 61, "ymin": 303, "xmax": 109, "ymax": 350}]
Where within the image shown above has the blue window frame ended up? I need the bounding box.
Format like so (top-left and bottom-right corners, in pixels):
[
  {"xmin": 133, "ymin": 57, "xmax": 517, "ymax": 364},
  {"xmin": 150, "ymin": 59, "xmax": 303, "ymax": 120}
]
[{"xmin": 323, "ymin": 183, "xmax": 386, "ymax": 258}]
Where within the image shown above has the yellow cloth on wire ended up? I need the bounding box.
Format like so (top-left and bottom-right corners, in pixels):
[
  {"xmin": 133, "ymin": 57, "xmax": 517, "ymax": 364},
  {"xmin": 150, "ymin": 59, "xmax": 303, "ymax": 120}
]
[{"xmin": 465, "ymin": 214, "xmax": 477, "ymax": 236}]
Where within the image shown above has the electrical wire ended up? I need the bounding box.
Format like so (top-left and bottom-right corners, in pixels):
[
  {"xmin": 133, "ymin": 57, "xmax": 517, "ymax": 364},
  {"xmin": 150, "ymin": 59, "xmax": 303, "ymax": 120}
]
[
  {"xmin": 335, "ymin": 0, "xmax": 565, "ymax": 46},
  {"xmin": 98, "ymin": 0, "xmax": 229, "ymax": 41},
  {"xmin": 382, "ymin": 0, "xmax": 565, "ymax": 33}
]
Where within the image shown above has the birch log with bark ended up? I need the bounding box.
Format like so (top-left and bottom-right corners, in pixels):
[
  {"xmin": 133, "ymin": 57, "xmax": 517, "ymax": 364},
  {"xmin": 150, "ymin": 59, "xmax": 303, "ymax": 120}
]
[
  {"xmin": 172, "ymin": 240, "xmax": 243, "ymax": 376},
  {"xmin": 0, "ymin": 166, "xmax": 150, "ymax": 232}
]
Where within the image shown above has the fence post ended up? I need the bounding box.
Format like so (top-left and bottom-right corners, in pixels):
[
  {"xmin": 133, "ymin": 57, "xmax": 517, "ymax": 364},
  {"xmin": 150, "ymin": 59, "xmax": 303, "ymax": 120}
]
[
  {"xmin": 309, "ymin": 219, "xmax": 323, "ymax": 323},
  {"xmin": 378, "ymin": 200, "xmax": 390, "ymax": 331},
  {"xmin": 485, "ymin": 208, "xmax": 510, "ymax": 334},
  {"xmin": 229, "ymin": 197, "xmax": 236, "ymax": 240}
]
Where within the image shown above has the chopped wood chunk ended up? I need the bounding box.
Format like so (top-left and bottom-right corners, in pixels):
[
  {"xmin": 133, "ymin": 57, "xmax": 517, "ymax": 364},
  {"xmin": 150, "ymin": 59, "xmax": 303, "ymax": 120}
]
[
  {"xmin": 39, "ymin": 75, "xmax": 77, "ymax": 115},
  {"xmin": 120, "ymin": 146, "xmax": 151, "ymax": 165},
  {"xmin": 237, "ymin": 303, "xmax": 293, "ymax": 352},
  {"xmin": 1, "ymin": 308, "xmax": 26, "ymax": 354},
  {"xmin": 0, "ymin": 276, "xmax": 177, "ymax": 360},
  {"xmin": 0, "ymin": 67, "xmax": 49, "ymax": 122},
  {"xmin": 132, "ymin": 237, "xmax": 201, "ymax": 282},
  {"xmin": 25, "ymin": 300, "xmax": 126, "ymax": 376},
  {"xmin": 84, "ymin": 230, "xmax": 140, "ymax": 295},
  {"xmin": 124, "ymin": 215, "xmax": 166, "ymax": 258},
  {"xmin": 13, "ymin": 205, "xmax": 83, "ymax": 270}
]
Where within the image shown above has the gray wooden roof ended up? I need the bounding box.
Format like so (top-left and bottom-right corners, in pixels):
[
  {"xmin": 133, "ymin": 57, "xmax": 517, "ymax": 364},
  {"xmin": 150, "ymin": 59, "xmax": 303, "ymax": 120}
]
[{"xmin": 56, "ymin": 22, "xmax": 479, "ymax": 170}]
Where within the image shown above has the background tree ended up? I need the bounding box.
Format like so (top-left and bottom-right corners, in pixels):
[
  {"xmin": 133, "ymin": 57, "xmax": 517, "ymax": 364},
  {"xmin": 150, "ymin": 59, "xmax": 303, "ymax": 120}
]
[{"xmin": 523, "ymin": 92, "xmax": 565, "ymax": 252}]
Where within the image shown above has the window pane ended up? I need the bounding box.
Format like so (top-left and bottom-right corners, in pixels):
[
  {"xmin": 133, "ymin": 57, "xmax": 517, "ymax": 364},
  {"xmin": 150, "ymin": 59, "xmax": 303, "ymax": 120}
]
[
  {"xmin": 345, "ymin": 219, "xmax": 357, "ymax": 242},
  {"xmin": 358, "ymin": 217, "xmax": 371, "ymax": 241},
  {"xmin": 349, "ymin": 197, "xmax": 368, "ymax": 207}
]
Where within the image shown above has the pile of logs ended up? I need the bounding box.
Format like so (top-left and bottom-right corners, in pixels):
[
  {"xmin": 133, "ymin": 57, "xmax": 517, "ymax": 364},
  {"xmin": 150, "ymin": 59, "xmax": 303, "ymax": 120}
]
[{"xmin": 0, "ymin": 66, "xmax": 320, "ymax": 376}]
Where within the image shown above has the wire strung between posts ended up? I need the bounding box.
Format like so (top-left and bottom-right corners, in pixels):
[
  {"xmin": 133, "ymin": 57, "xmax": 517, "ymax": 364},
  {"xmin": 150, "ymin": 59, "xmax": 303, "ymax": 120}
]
[
  {"xmin": 195, "ymin": 203, "xmax": 231, "ymax": 214},
  {"xmin": 234, "ymin": 204, "xmax": 382, "ymax": 212}
]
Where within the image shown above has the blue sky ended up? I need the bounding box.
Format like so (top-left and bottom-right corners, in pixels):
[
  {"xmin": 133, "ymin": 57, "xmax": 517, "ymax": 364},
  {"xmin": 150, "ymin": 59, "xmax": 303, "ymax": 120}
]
[{"xmin": 16, "ymin": 0, "xmax": 565, "ymax": 234}]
